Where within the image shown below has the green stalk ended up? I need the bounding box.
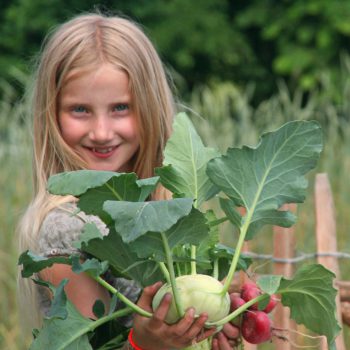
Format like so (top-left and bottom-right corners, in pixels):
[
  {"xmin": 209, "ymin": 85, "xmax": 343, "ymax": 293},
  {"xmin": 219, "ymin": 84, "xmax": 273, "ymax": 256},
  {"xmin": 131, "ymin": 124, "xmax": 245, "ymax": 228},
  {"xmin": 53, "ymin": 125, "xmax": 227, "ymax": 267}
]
[
  {"xmin": 208, "ymin": 216, "xmax": 229, "ymax": 227},
  {"xmin": 160, "ymin": 231, "xmax": 184, "ymax": 318},
  {"xmin": 212, "ymin": 258, "xmax": 219, "ymax": 280},
  {"xmin": 190, "ymin": 245, "xmax": 197, "ymax": 274},
  {"xmin": 94, "ymin": 276, "xmax": 152, "ymax": 318},
  {"xmin": 158, "ymin": 261, "xmax": 171, "ymax": 284},
  {"xmin": 90, "ymin": 307, "xmax": 133, "ymax": 331},
  {"xmin": 220, "ymin": 211, "xmax": 252, "ymax": 295},
  {"xmin": 206, "ymin": 294, "xmax": 270, "ymax": 327}
]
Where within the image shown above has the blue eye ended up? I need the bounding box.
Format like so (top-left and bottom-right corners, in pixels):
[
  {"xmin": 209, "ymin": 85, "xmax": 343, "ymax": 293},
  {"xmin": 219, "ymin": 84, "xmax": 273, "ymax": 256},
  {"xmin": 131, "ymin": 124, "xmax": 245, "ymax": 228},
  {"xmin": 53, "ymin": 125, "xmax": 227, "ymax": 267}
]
[
  {"xmin": 73, "ymin": 105, "xmax": 87, "ymax": 113},
  {"xmin": 114, "ymin": 104, "xmax": 129, "ymax": 111}
]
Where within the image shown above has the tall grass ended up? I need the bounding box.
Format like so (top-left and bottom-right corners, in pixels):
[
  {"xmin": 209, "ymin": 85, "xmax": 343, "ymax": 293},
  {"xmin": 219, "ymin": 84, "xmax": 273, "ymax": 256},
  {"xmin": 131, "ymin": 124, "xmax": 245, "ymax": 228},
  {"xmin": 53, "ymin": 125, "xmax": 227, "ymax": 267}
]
[
  {"xmin": 0, "ymin": 70, "xmax": 32, "ymax": 349},
  {"xmin": 1, "ymin": 57, "xmax": 350, "ymax": 348}
]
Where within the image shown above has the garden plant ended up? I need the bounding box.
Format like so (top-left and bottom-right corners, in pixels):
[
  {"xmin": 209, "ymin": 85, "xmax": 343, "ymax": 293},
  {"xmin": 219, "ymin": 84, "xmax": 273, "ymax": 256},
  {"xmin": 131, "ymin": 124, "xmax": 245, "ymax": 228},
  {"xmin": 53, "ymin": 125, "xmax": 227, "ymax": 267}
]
[{"xmin": 19, "ymin": 113, "xmax": 340, "ymax": 349}]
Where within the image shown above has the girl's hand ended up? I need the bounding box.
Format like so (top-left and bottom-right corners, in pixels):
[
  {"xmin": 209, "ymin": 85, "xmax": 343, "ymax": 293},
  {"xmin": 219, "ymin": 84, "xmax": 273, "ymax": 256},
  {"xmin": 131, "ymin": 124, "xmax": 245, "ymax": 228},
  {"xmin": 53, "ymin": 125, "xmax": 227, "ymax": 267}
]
[
  {"xmin": 212, "ymin": 323, "xmax": 241, "ymax": 349},
  {"xmin": 132, "ymin": 282, "xmax": 217, "ymax": 350}
]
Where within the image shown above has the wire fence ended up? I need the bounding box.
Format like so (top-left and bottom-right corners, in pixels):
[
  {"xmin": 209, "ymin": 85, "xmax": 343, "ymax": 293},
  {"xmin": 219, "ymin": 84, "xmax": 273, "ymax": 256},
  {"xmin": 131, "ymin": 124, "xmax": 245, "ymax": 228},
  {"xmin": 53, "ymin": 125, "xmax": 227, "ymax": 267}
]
[{"xmin": 243, "ymin": 251, "xmax": 350, "ymax": 264}]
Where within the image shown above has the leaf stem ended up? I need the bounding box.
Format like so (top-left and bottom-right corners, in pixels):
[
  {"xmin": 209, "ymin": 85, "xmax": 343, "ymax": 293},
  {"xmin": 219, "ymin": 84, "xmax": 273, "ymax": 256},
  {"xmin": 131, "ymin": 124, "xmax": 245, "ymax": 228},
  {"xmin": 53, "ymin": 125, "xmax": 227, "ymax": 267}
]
[
  {"xmin": 221, "ymin": 216, "xmax": 251, "ymax": 295},
  {"xmin": 191, "ymin": 245, "xmax": 197, "ymax": 274},
  {"xmin": 158, "ymin": 262, "xmax": 171, "ymax": 284},
  {"xmin": 93, "ymin": 276, "xmax": 152, "ymax": 317},
  {"xmin": 206, "ymin": 294, "xmax": 270, "ymax": 327},
  {"xmin": 160, "ymin": 231, "xmax": 184, "ymax": 318},
  {"xmin": 208, "ymin": 216, "xmax": 229, "ymax": 227},
  {"xmin": 213, "ymin": 258, "xmax": 219, "ymax": 280},
  {"xmin": 90, "ymin": 307, "xmax": 133, "ymax": 331}
]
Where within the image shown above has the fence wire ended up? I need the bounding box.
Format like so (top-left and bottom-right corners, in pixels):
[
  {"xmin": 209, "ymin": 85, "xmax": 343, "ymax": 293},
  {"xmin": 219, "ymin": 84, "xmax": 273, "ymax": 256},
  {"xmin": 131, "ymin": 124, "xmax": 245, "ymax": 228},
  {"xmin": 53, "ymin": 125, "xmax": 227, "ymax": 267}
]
[{"xmin": 243, "ymin": 251, "xmax": 350, "ymax": 264}]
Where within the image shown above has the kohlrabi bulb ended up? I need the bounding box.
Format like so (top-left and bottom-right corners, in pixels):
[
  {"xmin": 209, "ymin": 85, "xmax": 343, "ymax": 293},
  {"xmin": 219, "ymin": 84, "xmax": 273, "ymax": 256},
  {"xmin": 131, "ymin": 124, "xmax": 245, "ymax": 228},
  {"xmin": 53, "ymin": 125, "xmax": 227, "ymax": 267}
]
[{"xmin": 152, "ymin": 274, "xmax": 230, "ymax": 324}]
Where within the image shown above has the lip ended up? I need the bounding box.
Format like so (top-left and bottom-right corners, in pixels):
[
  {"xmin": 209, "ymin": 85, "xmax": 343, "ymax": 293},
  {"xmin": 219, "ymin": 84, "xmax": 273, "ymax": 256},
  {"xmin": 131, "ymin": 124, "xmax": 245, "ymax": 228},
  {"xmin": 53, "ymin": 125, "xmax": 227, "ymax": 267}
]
[{"xmin": 85, "ymin": 145, "xmax": 118, "ymax": 159}]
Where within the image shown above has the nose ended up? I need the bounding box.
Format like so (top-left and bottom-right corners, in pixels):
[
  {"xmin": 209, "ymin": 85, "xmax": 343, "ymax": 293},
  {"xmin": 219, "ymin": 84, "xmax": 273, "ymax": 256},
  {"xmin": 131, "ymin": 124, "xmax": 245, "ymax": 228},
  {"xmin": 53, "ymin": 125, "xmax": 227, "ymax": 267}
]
[{"xmin": 89, "ymin": 114, "xmax": 114, "ymax": 143}]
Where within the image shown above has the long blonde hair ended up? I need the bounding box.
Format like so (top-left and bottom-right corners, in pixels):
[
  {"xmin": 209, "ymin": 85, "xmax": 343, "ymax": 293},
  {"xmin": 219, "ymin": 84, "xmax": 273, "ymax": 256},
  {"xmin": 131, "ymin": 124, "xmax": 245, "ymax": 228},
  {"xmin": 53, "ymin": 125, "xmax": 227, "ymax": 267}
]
[{"xmin": 17, "ymin": 12, "xmax": 175, "ymax": 331}]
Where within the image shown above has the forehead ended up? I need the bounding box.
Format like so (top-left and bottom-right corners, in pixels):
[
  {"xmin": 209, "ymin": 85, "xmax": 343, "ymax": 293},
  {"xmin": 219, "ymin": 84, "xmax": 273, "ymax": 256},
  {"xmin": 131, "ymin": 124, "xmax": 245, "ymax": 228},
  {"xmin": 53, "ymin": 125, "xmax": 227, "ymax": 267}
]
[{"xmin": 59, "ymin": 64, "xmax": 131, "ymax": 99}]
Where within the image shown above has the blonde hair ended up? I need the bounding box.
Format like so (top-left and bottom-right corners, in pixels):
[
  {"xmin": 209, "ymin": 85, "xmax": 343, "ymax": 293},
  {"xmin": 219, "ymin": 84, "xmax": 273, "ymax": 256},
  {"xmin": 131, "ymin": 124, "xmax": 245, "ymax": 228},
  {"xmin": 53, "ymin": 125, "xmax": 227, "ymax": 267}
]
[{"xmin": 17, "ymin": 12, "xmax": 175, "ymax": 331}]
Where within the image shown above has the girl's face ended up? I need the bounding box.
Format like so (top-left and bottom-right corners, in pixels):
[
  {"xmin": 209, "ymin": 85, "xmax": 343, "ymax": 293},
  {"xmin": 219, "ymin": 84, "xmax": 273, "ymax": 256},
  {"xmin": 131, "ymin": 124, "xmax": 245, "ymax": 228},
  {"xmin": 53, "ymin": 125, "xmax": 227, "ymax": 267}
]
[{"xmin": 58, "ymin": 64, "xmax": 140, "ymax": 172}]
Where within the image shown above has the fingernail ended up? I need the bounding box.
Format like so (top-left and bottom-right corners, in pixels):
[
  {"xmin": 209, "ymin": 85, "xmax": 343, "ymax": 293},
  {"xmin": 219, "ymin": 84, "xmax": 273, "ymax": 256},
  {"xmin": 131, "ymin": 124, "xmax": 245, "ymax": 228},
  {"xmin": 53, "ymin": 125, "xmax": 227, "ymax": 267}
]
[{"xmin": 187, "ymin": 307, "xmax": 195, "ymax": 317}]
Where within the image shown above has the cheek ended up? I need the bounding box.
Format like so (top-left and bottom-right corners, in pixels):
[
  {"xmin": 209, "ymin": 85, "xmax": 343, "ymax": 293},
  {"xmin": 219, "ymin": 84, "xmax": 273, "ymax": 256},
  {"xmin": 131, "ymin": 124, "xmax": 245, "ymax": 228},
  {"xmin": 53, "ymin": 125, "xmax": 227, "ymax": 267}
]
[
  {"xmin": 58, "ymin": 115, "xmax": 82, "ymax": 146},
  {"xmin": 120, "ymin": 118, "xmax": 140, "ymax": 143}
]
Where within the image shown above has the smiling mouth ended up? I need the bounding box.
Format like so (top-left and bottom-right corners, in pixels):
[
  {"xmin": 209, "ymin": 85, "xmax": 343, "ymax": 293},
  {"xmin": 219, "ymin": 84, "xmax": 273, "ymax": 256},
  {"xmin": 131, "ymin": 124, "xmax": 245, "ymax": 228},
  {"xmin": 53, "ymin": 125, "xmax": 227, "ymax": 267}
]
[{"xmin": 92, "ymin": 147, "xmax": 115, "ymax": 154}]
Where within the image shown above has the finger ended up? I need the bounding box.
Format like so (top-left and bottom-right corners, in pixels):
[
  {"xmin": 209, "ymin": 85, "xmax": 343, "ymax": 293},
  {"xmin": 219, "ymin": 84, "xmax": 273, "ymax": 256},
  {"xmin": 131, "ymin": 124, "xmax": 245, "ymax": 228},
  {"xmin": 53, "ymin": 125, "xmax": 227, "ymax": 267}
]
[
  {"xmin": 171, "ymin": 307, "xmax": 197, "ymax": 337},
  {"xmin": 136, "ymin": 281, "xmax": 163, "ymax": 312},
  {"xmin": 196, "ymin": 326, "xmax": 217, "ymax": 343},
  {"xmin": 215, "ymin": 332, "xmax": 232, "ymax": 350},
  {"xmin": 212, "ymin": 338, "xmax": 219, "ymax": 350},
  {"xmin": 179, "ymin": 312, "xmax": 208, "ymax": 338},
  {"xmin": 222, "ymin": 322, "xmax": 240, "ymax": 339},
  {"xmin": 147, "ymin": 292, "xmax": 172, "ymax": 328}
]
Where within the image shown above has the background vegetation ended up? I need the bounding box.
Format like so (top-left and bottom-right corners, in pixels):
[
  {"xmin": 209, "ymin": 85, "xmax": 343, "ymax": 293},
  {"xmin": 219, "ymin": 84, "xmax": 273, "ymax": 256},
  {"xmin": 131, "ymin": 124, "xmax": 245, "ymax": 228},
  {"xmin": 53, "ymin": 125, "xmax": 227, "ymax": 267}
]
[{"xmin": 1, "ymin": 1, "xmax": 350, "ymax": 349}]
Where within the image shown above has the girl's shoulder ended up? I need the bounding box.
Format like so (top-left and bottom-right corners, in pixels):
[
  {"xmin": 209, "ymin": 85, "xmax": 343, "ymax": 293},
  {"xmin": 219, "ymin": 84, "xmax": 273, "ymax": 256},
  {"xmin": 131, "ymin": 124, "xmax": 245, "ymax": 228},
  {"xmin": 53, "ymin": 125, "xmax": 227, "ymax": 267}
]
[{"xmin": 37, "ymin": 202, "xmax": 109, "ymax": 257}]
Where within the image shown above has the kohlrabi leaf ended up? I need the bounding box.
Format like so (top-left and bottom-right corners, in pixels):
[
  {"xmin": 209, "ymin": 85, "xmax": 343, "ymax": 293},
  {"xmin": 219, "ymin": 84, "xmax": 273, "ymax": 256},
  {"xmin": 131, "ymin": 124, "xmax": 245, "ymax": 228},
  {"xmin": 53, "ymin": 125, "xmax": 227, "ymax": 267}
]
[
  {"xmin": 128, "ymin": 208, "xmax": 209, "ymax": 261},
  {"xmin": 47, "ymin": 170, "xmax": 159, "ymax": 225},
  {"xmin": 29, "ymin": 280, "xmax": 94, "ymax": 350},
  {"xmin": 72, "ymin": 223, "xmax": 104, "ymax": 250},
  {"xmin": 32, "ymin": 279, "xmax": 69, "ymax": 320},
  {"xmin": 277, "ymin": 264, "xmax": 340, "ymax": 346},
  {"xmin": 18, "ymin": 250, "xmax": 72, "ymax": 278},
  {"xmin": 219, "ymin": 197, "xmax": 242, "ymax": 228},
  {"xmin": 71, "ymin": 256, "xmax": 109, "ymax": 278},
  {"xmin": 210, "ymin": 243, "xmax": 252, "ymax": 279},
  {"xmin": 80, "ymin": 227, "xmax": 163, "ymax": 287},
  {"xmin": 207, "ymin": 121, "xmax": 323, "ymax": 239},
  {"xmin": 155, "ymin": 112, "xmax": 220, "ymax": 207},
  {"xmin": 103, "ymin": 198, "xmax": 193, "ymax": 242}
]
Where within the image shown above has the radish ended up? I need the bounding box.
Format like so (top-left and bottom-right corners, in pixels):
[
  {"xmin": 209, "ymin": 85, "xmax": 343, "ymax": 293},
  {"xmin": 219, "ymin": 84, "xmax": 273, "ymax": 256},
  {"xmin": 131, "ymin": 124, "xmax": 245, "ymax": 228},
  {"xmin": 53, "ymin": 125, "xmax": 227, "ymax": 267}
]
[
  {"xmin": 263, "ymin": 294, "xmax": 278, "ymax": 313},
  {"xmin": 240, "ymin": 282, "xmax": 260, "ymax": 310},
  {"xmin": 241, "ymin": 310, "xmax": 272, "ymax": 344}
]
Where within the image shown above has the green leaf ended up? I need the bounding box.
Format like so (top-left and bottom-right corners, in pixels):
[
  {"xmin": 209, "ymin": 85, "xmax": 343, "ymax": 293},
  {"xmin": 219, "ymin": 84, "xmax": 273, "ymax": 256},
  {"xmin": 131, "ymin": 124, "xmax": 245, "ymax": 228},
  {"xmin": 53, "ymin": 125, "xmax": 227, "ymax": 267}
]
[
  {"xmin": 48, "ymin": 170, "xmax": 122, "ymax": 196},
  {"xmin": 156, "ymin": 112, "xmax": 220, "ymax": 207},
  {"xmin": 207, "ymin": 120, "xmax": 323, "ymax": 239},
  {"xmin": 219, "ymin": 197, "xmax": 242, "ymax": 228},
  {"xmin": 210, "ymin": 243, "xmax": 252, "ymax": 279},
  {"xmin": 29, "ymin": 280, "xmax": 94, "ymax": 350},
  {"xmin": 80, "ymin": 227, "xmax": 163, "ymax": 287},
  {"xmin": 71, "ymin": 256, "xmax": 109, "ymax": 278},
  {"xmin": 92, "ymin": 300, "xmax": 106, "ymax": 319},
  {"xmin": 129, "ymin": 208, "xmax": 210, "ymax": 261},
  {"xmin": 73, "ymin": 223, "xmax": 104, "ymax": 250},
  {"xmin": 278, "ymin": 264, "xmax": 341, "ymax": 346},
  {"xmin": 257, "ymin": 275, "xmax": 283, "ymax": 294},
  {"xmin": 18, "ymin": 250, "xmax": 72, "ymax": 278},
  {"xmin": 48, "ymin": 170, "xmax": 159, "ymax": 224},
  {"xmin": 103, "ymin": 198, "xmax": 193, "ymax": 242}
]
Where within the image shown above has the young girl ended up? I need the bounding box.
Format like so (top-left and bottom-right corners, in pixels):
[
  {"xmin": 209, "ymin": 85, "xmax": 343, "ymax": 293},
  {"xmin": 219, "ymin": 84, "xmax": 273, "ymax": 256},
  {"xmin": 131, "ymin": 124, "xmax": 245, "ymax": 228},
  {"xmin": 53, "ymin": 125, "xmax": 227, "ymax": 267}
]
[{"xmin": 17, "ymin": 12, "xmax": 238, "ymax": 349}]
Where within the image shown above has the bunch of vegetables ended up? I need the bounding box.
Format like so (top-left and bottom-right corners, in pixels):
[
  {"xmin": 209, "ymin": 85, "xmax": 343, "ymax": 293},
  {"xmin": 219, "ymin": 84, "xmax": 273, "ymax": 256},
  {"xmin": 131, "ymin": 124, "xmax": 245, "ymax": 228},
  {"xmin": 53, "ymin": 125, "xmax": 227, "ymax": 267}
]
[{"xmin": 19, "ymin": 113, "xmax": 341, "ymax": 349}]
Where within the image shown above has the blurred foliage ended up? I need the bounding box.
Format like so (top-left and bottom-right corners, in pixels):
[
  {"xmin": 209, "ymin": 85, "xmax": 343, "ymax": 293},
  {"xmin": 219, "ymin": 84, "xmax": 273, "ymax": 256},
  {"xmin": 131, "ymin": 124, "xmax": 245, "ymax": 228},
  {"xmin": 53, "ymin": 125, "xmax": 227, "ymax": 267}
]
[{"xmin": 1, "ymin": 0, "xmax": 350, "ymax": 104}]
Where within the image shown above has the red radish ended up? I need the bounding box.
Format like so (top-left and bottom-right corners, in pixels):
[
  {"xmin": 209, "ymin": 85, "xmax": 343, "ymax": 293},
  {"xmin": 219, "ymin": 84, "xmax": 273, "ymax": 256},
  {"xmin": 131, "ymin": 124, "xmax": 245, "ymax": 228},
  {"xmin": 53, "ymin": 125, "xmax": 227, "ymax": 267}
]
[
  {"xmin": 263, "ymin": 294, "xmax": 278, "ymax": 313},
  {"xmin": 241, "ymin": 310, "xmax": 272, "ymax": 344},
  {"xmin": 240, "ymin": 282, "xmax": 260, "ymax": 310},
  {"xmin": 230, "ymin": 294, "xmax": 246, "ymax": 311}
]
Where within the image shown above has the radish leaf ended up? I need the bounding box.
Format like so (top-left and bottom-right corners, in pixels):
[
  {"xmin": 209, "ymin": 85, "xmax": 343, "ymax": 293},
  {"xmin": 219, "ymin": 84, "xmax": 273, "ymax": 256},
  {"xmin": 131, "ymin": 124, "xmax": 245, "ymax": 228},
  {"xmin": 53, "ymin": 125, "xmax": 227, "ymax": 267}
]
[{"xmin": 278, "ymin": 264, "xmax": 340, "ymax": 347}]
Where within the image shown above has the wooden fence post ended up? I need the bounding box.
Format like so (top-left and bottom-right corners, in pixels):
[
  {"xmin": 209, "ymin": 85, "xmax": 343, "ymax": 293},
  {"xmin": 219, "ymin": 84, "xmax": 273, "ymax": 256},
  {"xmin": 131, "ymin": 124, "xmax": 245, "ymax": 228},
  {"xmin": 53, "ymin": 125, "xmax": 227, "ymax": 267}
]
[
  {"xmin": 272, "ymin": 203, "xmax": 297, "ymax": 350},
  {"xmin": 315, "ymin": 173, "xmax": 345, "ymax": 350}
]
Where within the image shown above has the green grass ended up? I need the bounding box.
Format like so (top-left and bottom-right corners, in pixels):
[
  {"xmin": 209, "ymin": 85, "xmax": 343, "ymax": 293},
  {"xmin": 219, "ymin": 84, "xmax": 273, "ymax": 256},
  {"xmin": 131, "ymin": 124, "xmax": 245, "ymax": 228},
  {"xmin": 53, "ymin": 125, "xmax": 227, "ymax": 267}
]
[{"xmin": 2, "ymin": 65, "xmax": 350, "ymax": 348}]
